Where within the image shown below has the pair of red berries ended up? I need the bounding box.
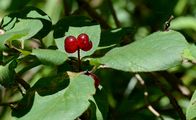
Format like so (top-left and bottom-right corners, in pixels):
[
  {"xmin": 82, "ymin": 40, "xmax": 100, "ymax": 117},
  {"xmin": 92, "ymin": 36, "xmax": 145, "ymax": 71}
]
[{"xmin": 64, "ymin": 33, "xmax": 93, "ymax": 53}]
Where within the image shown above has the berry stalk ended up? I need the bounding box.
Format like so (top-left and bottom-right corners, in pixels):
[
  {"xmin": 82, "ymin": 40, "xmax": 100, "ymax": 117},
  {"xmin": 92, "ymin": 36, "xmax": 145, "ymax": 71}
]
[{"xmin": 77, "ymin": 48, "xmax": 81, "ymax": 71}]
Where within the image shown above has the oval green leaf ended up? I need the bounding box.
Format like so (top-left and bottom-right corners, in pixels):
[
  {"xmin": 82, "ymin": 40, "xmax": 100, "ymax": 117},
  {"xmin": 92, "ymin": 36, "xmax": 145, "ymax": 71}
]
[
  {"xmin": 32, "ymin": 49, "xmax": 67, "ymax": 65},
  {"xmin": 0, "ymin": 60, "xmax": 17, "ymax": 87},
  {"xmin": 0, "ymin": 19, "xmax": 43, "ymax": 51},
  {"xmin": 171, "ymin": 16, "xmax": 196, "ymax": 31},
  {"xmin": 13, "ymin": 74, "xmax": 95, "ymax": 120},
  {"xmin": 186, "ymin": 90, "xmax": 196, "ymax": 120},
  {"xmin": 95, "ymin": 30, "xmax": 188, "ymax": 72}
]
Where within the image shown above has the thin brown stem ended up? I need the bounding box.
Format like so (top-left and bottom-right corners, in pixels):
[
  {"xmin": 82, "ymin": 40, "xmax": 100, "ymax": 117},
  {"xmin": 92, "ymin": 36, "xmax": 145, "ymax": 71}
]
[
  {"xmin": 107, "ymin": 0, "xmax": 121, "ymax": 27},
  {"xmin": 163, "ymin": 15, "xmax": 174, "ymax": 31},
  {"xmin": 76, "ymin": 0, "xmax": 111, "ymax": 29},
  {"xmin": 16, "ymin": 75, "xmax": 30, "ymax": 91},
  {"xmin": 152, "ymin": 73, "xmax": 186, "ymax": 120},
  {"xmin": 77, "ymin": 48, "xmax": 81, "ymax": 71},
  {"xmin": 17, "ymin": 85, "xmax": 25, "ymax": 96},
  {"xmin": 63, "ymin": 0, "xmax": 71, "ymax": 15},
  {"xmin": 158, "ymin": 71, "xmax": 191, "ymax": 98},
  {"xmin": 135, "ymin": 74, "xmax": 164, "ymax": 120},
  {"xmin": 0, "ymin": 101, "xmax": 18, "ymax": 107}
]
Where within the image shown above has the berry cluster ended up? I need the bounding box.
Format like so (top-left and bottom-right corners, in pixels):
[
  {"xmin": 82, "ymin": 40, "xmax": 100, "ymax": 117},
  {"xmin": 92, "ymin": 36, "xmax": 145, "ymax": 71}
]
[
  {"xmin": 64, "ymin": 33, "xmax": 100, "ymax": 88},
  {"xmin": 64, "ymin": 33, "xmax": 92, "ymax": 53}
]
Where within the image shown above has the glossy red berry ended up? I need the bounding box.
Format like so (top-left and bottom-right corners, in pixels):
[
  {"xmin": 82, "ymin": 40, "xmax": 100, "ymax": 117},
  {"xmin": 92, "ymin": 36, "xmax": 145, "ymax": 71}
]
[
  {"xmin": 77, "ymin": 33, "xmax": 93, "ymax": 51},
  {"xmin": 85, "ymin": 71, "xmax": 100, "ymax": 88},
  {"xmin": 83, "ymin": 41, "xmax": 92, "ymax": 51},
  {"xmin": 64, "ymin": 36, "xmax": 78, "ymax": 53}
]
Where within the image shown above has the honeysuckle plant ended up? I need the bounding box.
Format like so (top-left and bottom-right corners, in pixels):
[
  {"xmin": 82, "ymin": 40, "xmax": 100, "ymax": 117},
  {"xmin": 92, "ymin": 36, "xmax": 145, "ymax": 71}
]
[{"xmin": 0, "ymin": 3, "xmax": 195, "ymax": 120}]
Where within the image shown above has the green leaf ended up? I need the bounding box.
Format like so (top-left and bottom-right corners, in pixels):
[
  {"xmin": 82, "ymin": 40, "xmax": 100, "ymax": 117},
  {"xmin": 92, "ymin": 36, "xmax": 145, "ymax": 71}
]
[
  {"xmin": 17, "ymin": 49, "xmax": 31, "ymax": 56},
  {"xmin": 171, "ymin": 16, "xmax": 196, "ymax": 31},
  {"xmin": 1, "ymin": 17, "xmax": 18, "ymax": 31},
  {"xmin": 89, "ymin": 99, "xmax": 104, "ymax": 120},
  {"xmin": 89, "ymin": 89, "xmax": 108, "ymax": 120},
  {"xmin": 55, "ymin": 25, "xmax": 101, "ymax": 58},
  {"xmin": 0, "ymin": 60, "xmax": 17, "ymax": 87},
  {"xmin": 0, "ymin": 31, "xmax": 28, "ymax": 51},
  {"xmin": 186, "ymin": 90, "xmax": 196, "ymax": 120},
  {"xmin": 94, "ymin": 30, "xmax": 188, "ymax": 72},
  {"xmin": 13, "ymin": 74, "xmax": 96, "ymax": 120},
  {"xmin": 9, "ymin": 19, "xmax": 43, "ymax": 41},
  {"xmin": 183, "ymin": 44, "xmax": 196, "ymax": 62},
  {"xmin": 0, "ymin": 19, "xmax": 43, "ymax": 51},
  {"xmin": 32, "ymin": 73, "xmax": 69, "ymax": 96},
  {"xmin": 1, "ymin": 6, "xmax": 52, "ymax": 38},
  {"xmin": 32, "ymin": 49, "xmax": 67, "ymax": 65},
  {"xmin": 12, "ymin": 90, "xmax": 35, "ymax": 118},
  {"xmin": 189, "ymin": 45, "xmax": 196, "ymax": 59}
]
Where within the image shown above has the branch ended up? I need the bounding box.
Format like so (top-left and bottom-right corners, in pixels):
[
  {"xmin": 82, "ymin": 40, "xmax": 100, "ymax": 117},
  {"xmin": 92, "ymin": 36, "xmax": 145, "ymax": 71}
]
[
  {"xmin": 0, "ymin": 101, "xmax": 18, "ymax": 109},
  {"xmin": 107, "ymin": 0, "xmax": 121, "ymax": 27},
  {"xmin": 76, "ymin": 0, "xmax": 111, "ymax": 29},
  {"xmin": 63, "ymin": 0, "xmax": 71, "ymax": 15},
  {"xmin": 158, "ymin": 71, "xmax": 191, "ymax": 98},
  {"xmin": 16, "ymin": 75, "xmax": 30, "ymax": 91},
  {"xmin": 151, "ymin": 73, "xmax": 186, "ymax": 120},
  {"xmin": 135, "ymin": 74, "xmax": 164, "ymax": 120},
  {"xmin": 163, "ymin": 15, "xmax": 174, "ymax": 31}
]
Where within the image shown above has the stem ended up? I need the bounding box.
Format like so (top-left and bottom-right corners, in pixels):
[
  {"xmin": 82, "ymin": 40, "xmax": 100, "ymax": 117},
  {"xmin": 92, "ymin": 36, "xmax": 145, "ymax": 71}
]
[
  {"xmin": 135, "ymin": 74, "xmax": 164, "ymax": 120},
  {"xmin": 152, "ymin": 72, "xmax": 186, "ymax": 120},
  {"xmin": 63, "ymin": 0, "xmax": 71, "ymax": 15},
  {"xmin": 0, "ymin": 101, "xmax": 18, "ymax": 108},
  {"xmin": 163, "ymin": 15, "xmax": 174, "ymax": 31},
  {"xmin": 158, "ymin": 71, "xmax": 191, "ymax": 98},
  {"xmin": 76, "ymin": 0, "xmax": 111, "ymax": 29},
  {"xmin": 16, "ymin": 75, "xmax": 30, "ymax": 91},
  {"xmin": 17, "ymin": 85, "xmax": 25, "ymax": 96},
  {"xmin": 107, "ymin": 0, "xmax": 121, "ymax": 27},
  {"xmin": 77, "ymin": 48, "xmax": 81, "ymax": 71}
]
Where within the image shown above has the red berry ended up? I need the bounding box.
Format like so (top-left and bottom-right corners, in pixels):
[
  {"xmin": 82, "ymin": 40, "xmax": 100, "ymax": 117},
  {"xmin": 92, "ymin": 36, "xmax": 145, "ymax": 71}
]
[
  {"xmin": 77, "ymin": 33, "xmax": 92, "ymax": 51},
  {"xmin": 64, "ymin": 36, "xmax": 78, "ymax": 53},
  {"xmin": 83, "ymin": 41, "xmax": 92, "ymax": 51},
  {"xmin": 85, "ymin": 71, "xmax": 100, "ymax": 88}
]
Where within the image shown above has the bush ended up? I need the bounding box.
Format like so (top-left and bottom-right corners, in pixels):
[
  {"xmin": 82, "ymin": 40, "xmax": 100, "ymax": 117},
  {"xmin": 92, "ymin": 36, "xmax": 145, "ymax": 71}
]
[{"xmin": 0, "ymin": 0, "xmax": 196, "ymax": 120}]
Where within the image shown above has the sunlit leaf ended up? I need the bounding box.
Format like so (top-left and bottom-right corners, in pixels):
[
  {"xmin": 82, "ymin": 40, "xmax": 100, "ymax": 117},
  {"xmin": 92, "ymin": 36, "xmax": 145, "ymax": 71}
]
[
  {"xmin": 13, "ymin": 74, "xmax": 96, "ymax": 120},
  {"xmin": 171, "ymin": 16, "xmax": 196, "ymax": 31},
  {"xmin": 32, "ymin": 49, "xmax": 67, "ymax": 65},
  {"xmin": 186, "ymin": 90, "xmax": 196, "ymax": 120},
  {"xmin": 94, "ymin": 30, "xmax": 188, "ymax": 72},
  {"xmin": 0, "ymin": 19, "xmax": 43, "ymax": 51},
  {"xmin": 0, "ymin": 60, "xmax": 17, "ymax": 87}
]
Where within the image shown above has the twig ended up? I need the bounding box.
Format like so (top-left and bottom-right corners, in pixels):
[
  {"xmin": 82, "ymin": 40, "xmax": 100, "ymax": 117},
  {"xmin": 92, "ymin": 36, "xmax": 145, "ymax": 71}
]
[
  {"xmin": 135, "ymin": 74, "xmax": 164, "ymax": 120},
  {"xmin": 77, "ymin": 48, "xmax": 82, "ymax": 71},
  {"xmin": 135, "ymin": 95, "xmax": 164, "ymax": 112},
  {"xmin": 17, "ymin": 85, "xmax": 25, "ymax": 96},
  {"xmin": 158, "ymin": 71, "xmax": 191, "ymax": 98},
  {"xmin": 76, "ymin": 0, "xmax": 111, "ymax": 29},
  {"xmin": 163, "ymin": 15, "xmax": 174, "ymax": 31},
  {"xmin": 151, "ymin": 73, "xmax": 186, "ymax": 120},
  {"xmin": 185, "ymin": 59, "xmax": 196, "ymax": 65},
  {"xmin": 0, "ymin": 101, "xmax": 18, "ymax": 107},
  {"xmin": 107, "ymin": 0, "xmax": 121, "ymax": 27},
  {"xmin": 16, "ymin": 75, "xmax": 30, "ymax": 91},
  {"xmin": 63, "ymin": 0, "xmax": 71, "ymax": 15}
]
